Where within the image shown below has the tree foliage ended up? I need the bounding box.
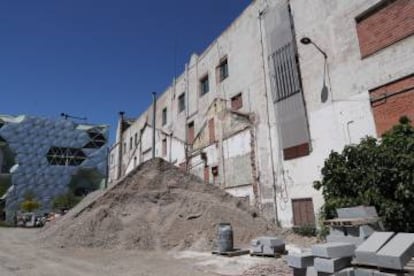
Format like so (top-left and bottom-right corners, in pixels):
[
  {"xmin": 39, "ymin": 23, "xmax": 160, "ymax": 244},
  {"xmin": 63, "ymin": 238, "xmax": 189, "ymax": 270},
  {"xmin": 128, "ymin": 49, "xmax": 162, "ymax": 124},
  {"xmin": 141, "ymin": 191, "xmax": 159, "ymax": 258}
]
[
  {"xmin": 52, "ymin": 191, "xmax": 81, "ymax": 211},
  {"xmin": 314, "ymin": 117, "xmax": 414, "ymax": 232},
  {"xmin": 20, "ymin": 191, "xmax": 41, "ymax": 212}
]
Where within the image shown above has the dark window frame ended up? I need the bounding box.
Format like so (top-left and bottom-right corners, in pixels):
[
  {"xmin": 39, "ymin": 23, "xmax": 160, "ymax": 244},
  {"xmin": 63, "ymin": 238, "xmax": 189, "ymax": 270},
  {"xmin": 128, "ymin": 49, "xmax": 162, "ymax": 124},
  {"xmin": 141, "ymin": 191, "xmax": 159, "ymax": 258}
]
[
  {"xmin": 162, "ymin": 107, "xmax": 167, "ymax": 126},
  {"xmin": 200, "ymin": 74, "xmax": 209, "ymax": 96},
  {"xmin": 217, "ymin": 57, "xmax": 229, "ymax": 82},
  {"xmin": 178, "ymin": 93, "xmax": 186, "ymax": 113}
]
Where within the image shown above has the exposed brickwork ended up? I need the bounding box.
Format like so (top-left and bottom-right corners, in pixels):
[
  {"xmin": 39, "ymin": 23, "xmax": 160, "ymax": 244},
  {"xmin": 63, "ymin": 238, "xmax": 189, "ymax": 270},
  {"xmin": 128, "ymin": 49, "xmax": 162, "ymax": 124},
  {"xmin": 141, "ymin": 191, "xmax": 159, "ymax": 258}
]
[
  {"xmin": 283, "ymin": 142, "xmax": 310, "ymax": 160},
  {"xmin": 356, "ymin": 0, "xmax": 414, "ymax": 58},
  {"xmin": 370, "ymin": 75, "xmax": 414, "ymax": 136}
]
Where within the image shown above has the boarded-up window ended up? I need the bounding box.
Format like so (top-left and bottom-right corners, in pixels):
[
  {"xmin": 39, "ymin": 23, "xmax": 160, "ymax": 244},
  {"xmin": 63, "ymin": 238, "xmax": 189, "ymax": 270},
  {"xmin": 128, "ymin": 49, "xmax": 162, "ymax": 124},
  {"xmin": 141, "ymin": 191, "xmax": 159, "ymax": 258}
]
[
  {"xmin": 204, "ymin": 166, "xmax": 210, "ymax": 183},
  {"xmin": 231, "ymin": 93, "xmax": 243, "ymax": 110},
  {"xmin": 370, "ymin": 74, "xmax": 414, "ymax": 136},
  {"xmin": 208, "ymin": 118, "xmax": 215, "ymax": 144},
  {"xmin": 162, "ymin": 138, "xmax": 167, "ymax": 156},
  {"xmin": 292, "ymin": 198, "xmax": 315, "ymax": 226},
  {"xmin": 356, "ymin": 0, "xmax": 414, "ymax": 58},
  {"xmin": 187, "ymin": 122, "xmax": 195, "ymax": 144}
]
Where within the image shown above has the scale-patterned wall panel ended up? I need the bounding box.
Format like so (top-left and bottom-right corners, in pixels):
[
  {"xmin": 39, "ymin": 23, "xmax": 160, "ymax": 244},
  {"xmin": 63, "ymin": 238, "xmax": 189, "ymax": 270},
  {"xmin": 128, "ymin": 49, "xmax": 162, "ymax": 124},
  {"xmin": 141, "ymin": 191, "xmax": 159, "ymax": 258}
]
[{"xmin": 0, "ymin": 115, "xmax": 108, "ymax": 222}]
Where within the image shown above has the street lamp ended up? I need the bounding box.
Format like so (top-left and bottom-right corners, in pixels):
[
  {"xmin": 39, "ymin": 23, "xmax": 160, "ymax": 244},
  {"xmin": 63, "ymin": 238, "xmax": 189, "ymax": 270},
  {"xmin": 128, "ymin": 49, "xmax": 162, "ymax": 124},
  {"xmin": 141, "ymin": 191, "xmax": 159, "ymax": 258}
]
[{"xmin": 300, "ymin": 37, "xmax": 329, "ymax": 103}]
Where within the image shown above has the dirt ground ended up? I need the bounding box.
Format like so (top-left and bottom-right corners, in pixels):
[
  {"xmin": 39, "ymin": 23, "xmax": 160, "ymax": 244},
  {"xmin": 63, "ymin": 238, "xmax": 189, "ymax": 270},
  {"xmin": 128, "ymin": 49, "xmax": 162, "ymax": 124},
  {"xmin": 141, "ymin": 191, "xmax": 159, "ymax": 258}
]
[{"xmin": 0, "ymin": 228, "xmax": 292, "ymax": 276}]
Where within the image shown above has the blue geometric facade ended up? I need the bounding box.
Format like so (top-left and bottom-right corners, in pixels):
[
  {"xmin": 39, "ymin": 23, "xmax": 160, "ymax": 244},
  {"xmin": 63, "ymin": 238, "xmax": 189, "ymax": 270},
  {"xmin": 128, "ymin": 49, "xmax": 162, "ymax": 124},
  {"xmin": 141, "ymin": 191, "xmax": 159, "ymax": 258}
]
[{"xmin": 0, "ymin": 114, "xmax": 108, "ymax": 222}]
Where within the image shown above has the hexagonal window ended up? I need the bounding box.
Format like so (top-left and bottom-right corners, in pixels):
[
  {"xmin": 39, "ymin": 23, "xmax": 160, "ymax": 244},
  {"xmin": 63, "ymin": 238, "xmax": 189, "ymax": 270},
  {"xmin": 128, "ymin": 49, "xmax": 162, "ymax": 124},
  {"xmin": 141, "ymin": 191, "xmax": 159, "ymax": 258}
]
[
  {"xmin": 46, "ymin": 147, "xmax": 86, "ymax": 166},
  {"xmin": 84, "ymin": 128, "xmax": 106, "ymax": 149}
]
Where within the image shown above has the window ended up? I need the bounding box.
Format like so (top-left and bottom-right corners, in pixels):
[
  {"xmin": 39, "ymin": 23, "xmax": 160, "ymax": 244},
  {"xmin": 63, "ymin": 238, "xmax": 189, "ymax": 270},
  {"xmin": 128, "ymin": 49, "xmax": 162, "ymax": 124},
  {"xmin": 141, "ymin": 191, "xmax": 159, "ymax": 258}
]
[
  {"xmin": 231, "ymin": 93, "xmax": 243, "ymax": 110},
  {"xmin": 200, "ymin": 75, "xmax": 209, "ymax": 96},
  {"xmin": 162, "ymin": 107, "xmax": 167, "ymax": 126},
  {"xmin": 134, "ymin": 133, "xmax": 138, "ymax": 146},
  {"xmin": 217, "ymin": 58, "xmax": 228, "ymax": 82},
  {"xmin": 187, "ymin": 121, "xmax": 195, "ymax": 144},
  {"xmin": 356, "ymin": 0, "xmax": 414, "ymax": 58},
  {"xmin": 123, "ymin": 142, "xmax": 126, "ymax": 154},
  {"xmin": 129, "ymin": 137, "xmax": 133, "ymax": 151},
  {"xmin": 46, "ymin": 147, "xmax": 87, "ymax": 166},
  {"xmin": 208, "ymin": 118, "xmax": 215, "ymax": 144},
  {"xmin": 162, "ymin": 138, "xmax": 167, "ymax": 156},
  {"xmin": 178, "ymin": 93, "xmax": 185, "ymax": 113}
]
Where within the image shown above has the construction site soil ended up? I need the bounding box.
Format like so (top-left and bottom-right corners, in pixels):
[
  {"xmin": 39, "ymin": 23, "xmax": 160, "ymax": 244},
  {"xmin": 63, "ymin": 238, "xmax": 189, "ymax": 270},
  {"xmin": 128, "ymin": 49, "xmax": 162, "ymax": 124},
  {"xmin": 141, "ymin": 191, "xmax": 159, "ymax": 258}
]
[{"xmin": 42, "ymin": 158, "xmax": 283, "ymax": 251}]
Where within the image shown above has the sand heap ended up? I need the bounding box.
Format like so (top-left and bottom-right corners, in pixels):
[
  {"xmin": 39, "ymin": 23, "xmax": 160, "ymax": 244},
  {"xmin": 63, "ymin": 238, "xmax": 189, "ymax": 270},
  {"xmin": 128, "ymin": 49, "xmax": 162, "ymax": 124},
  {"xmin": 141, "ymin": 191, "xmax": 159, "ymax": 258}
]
[{"xmin": 41, "ymin": 158, "xmax": 279, "ymax": 251}]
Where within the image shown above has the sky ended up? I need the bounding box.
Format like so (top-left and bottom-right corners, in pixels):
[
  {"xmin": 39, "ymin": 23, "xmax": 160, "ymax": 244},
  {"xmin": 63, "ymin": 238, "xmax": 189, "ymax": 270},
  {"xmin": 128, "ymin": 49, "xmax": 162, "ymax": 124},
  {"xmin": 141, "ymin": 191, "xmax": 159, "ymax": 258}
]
[{"xmin": 0, "ymin": 0, "xmax": 251, "ymax": 143}]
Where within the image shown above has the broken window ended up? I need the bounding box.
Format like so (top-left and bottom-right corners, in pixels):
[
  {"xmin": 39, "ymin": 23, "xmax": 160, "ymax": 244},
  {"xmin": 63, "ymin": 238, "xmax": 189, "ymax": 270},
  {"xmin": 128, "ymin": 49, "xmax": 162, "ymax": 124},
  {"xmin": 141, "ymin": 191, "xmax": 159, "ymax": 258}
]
[
  {"xmin": 178, "ymin": 93, "xmax": 185, "ymax": 113},
  {"xmin": 231, "ymin": 93, "xmax": 243, "ymax": 110},
  {"xmin": 162, "ymin": 107, "xmax": 167, "ymax": 126},
  {"xmin": 200, "ymin": 75, "xmax": 209, "ymax": 96},
  {"xmin": 46, "ymin": 147, "xmax": 87, "ymax": 166},
  {"xmin": 217, "ymin": 57, "xmax": 229, "ymax": 82},
  {"xmin": 187, "ymin": 121, "xmax": 195, "ymax": 144}
]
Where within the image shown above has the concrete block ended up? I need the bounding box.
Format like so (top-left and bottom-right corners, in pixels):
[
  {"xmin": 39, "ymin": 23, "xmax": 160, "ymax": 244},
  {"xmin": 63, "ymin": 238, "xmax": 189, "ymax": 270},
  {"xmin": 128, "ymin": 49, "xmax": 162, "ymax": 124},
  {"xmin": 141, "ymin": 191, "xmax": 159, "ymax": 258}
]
[
  {"xmin": 287, "ymin": 252, "xmax": 315, "ymax": 268},
  {"xmin": 373, "ymin": 272, "xmax": 405, "ymax": 276},
  {"xmin": 327, "ymin": 235, "xmax": 365, "ymax": 246},
  {"xmin": 337, "ymin": 206, "xmax": 378, "ymax": 219},
  {"xmin": 312, "ymin": 242, "xmax": 356, "ymax": 258},
  {"xmin": 376, "ymin": 233, "xmax": 414, "ymax": 270},
  {"xmin": 251, "ymin": 236, "xmax": 285, "ymax": 254},
  {"xmin": 293, "ymin": 268, "xmax": 307, "ymax": 276},
  {"xmin": 355, "ymin": 232, "xmax": 395, "ymax": 266},
  {"xmin": 306, "ymin": 266, "xmax": 317, "ymax": 276},
  {"xmin": 355, "ymin": 268, "xmax": 376, "ymax": 276},
  {"xmin": 314, "ymin": 257, "xmax": 352, "ymax": 273}
]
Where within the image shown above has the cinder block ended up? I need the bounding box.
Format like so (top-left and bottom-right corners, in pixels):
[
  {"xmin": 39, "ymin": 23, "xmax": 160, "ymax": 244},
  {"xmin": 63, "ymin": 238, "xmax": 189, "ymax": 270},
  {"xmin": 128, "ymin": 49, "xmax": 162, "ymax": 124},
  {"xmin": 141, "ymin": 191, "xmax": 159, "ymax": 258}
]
[
  {"xmin": 287, "ymin": 252, "xmax": 314, "ymax": 268},
  {"xmin": 337, "ymin": 206, "xmax": 378, "ymax": 219},
  {"xmin": 355, "ymin": 232, "xmax": 395, "ymax": 266},
  {"xmin": 314, "ymin": 257, "xmax": 352, "ymax": 273},
  {"xmin": 312, "ymin": 242, "xmax": 356, "ymax": 258},
  {"xmin": 354, "ymin": 268, "xmax": 376, "ymax": 276},
  {"xmin": 376, "ymin": 233, "xmax": 414, "ymax": 270}
]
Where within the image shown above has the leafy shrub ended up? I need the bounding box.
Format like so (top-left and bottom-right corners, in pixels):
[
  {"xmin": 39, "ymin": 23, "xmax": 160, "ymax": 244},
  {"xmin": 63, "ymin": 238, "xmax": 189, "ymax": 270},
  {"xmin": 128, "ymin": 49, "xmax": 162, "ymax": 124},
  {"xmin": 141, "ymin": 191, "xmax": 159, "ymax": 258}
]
[
  {"xmin": 292, "ymin": 224, "xmax": 317, "ymax": 237},
  {"xmin": 52, "ymin": 191, "xmax": 81, "ymax": 211},
  {"xmin": 314, "ymin": 117, "xmax": 414, "ymax": 232}
]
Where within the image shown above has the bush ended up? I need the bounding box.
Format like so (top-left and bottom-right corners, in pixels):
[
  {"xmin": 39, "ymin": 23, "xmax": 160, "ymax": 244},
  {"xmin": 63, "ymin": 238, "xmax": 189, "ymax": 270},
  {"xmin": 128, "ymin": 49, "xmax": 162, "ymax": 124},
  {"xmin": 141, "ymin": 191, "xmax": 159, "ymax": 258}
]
[
  {"xmin": 292, "ymin": 224, "xmax": 317, "ymax": 237},
  {"xmin": 314, "ymin": 117, "xmax": 414, "ymax": 232},
  {"xmin": 20, "ymin": 191, "xmax": 41, "ymax": 212},
  {"xmin": 52, "ymin": 191, "xmax": 81, "ymax": 211}
]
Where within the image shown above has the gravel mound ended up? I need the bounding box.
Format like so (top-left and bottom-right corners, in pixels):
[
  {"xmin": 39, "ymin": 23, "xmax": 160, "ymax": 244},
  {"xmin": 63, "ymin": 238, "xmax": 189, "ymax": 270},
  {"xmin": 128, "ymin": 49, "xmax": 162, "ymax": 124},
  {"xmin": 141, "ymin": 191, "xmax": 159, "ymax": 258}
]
[{"xmin": 41, "ymin": 158, "xmax": 279, "ymax": 251}]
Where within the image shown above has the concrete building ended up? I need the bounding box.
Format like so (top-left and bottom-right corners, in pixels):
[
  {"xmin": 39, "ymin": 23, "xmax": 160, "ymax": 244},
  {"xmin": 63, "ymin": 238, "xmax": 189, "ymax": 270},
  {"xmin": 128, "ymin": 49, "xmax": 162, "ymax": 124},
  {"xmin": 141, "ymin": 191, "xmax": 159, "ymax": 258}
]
[
  {"xmin": 109, "ymin": 0, "xmax": 414, "ymax": 227},
  {"xmin": 0, "ymin": 115, "xmax": 108, "ymax": 222}
]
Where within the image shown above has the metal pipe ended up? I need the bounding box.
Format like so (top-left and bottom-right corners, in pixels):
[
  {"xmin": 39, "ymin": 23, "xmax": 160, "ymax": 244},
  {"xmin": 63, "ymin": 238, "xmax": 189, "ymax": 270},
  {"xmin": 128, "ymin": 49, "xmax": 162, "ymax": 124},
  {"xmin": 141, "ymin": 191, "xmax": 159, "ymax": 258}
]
[{"xmin": 152, "ymin": 92, "xmax": 157, "ymax": 159}]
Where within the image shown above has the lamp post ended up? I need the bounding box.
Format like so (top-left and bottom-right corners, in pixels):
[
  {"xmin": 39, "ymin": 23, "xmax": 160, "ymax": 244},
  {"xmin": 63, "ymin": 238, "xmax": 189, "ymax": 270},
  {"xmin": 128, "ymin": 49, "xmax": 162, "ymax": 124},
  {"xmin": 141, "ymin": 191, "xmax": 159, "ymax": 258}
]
[{"xmin": 300, "ymin": 37, "xmax": 330, "ymax": 103}]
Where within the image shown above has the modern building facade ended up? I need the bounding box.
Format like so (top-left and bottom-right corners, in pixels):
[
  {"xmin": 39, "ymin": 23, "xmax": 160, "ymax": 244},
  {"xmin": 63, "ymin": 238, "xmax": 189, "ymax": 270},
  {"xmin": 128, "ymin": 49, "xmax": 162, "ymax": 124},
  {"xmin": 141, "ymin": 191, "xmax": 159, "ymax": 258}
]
[
  {"xmin": 108, "ymin": 0, "xmax": 414, "ymax": 227},
  {"xmin": 0, "ymin": 114, "xmax": 108, "ymax": 222}
]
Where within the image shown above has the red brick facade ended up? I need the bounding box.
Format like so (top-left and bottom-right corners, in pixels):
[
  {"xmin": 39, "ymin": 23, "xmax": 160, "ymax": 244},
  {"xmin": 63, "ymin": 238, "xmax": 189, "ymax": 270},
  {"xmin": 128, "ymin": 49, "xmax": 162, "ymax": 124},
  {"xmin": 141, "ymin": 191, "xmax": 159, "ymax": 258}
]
[
  {"xmin": 356, "ymin": 0, "xmax": 414, "ymax": 58},
  {"xmin": 370, "ymin": 75, "xmax": 414, "ymax": 136}
]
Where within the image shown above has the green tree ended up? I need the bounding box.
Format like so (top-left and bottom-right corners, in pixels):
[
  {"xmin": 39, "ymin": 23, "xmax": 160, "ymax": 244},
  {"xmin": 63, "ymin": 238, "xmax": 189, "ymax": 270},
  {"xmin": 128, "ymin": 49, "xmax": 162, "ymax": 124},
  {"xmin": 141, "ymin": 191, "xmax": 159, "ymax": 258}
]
[
  {"xmin": 314, "ymin": 117, "xmax": 414, "ymax": 232},
  {"xmin": 20, "ymin": 191, "xmax": 41, "ymax": 212},
  {"xmin": 52, "ymin": 191, "xmax": 81, "ymax": 211}
]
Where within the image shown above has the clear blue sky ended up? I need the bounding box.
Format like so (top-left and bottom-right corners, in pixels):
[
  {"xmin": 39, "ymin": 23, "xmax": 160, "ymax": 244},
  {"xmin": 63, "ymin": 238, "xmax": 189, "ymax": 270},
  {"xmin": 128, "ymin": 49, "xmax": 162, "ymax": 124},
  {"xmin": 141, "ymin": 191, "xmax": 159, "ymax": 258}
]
[{"xmin": 0, "ymin": 0, "xmax": 251, "ymax": 143}]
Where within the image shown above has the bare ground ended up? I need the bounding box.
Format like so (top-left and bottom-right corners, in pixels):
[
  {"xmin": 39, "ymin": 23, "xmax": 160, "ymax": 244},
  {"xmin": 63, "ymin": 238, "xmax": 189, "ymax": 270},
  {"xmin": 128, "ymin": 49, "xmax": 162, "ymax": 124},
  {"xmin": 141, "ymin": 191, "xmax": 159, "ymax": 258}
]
[{"xmin": 0, "ymin": 228, "xmax": 294, "ymax": 276}]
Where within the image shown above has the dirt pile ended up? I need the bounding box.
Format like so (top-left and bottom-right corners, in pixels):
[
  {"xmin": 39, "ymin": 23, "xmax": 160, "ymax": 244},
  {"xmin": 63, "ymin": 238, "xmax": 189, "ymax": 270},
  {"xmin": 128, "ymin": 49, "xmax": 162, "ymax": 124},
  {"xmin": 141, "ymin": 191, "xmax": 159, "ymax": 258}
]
[{"xmin": 42, "ymin": 158, "xmax": 279, "ymax": 251}]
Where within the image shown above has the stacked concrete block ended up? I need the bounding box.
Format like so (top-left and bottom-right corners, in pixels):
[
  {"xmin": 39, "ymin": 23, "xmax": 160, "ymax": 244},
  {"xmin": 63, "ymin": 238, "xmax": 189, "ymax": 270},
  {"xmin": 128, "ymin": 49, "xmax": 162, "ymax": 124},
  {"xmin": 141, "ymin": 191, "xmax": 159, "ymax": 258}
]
[
  {"xmin": 355, "ymin": 232, "xmax": 395, "ymax": 266},
  {"xmin": 376, "ymin": 233, "xmax": 414, "ymax": 270},
  {"xmin": 250, "ymin": 236, "xmax": 285, "ymax": 255},
  {"xmin": 287, "ymin": 251, "xmax": 315, "ymax": 268},
  {"xmin": 312, "ymin": 242, "xmax": 356, "ymax": 274},
  {"xmin": 327, "ymin": 206, "xmax": 382, "ymax": 246},
  {"xmin": 354, "ymin": 268, "xmax": 376, "ymax": 276}
]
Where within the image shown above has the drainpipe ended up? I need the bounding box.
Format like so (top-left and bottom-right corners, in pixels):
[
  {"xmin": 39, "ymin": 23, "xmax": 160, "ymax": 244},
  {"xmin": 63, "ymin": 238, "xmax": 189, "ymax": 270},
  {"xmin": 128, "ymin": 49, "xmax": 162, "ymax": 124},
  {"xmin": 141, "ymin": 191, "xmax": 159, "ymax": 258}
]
[
  {"xmin": 117, "ymin": 111, "xmax": 125, "ymax": 179},
  {"xmin": 152, "ymin": 92, "xmax": 157, "ymax": 159}
]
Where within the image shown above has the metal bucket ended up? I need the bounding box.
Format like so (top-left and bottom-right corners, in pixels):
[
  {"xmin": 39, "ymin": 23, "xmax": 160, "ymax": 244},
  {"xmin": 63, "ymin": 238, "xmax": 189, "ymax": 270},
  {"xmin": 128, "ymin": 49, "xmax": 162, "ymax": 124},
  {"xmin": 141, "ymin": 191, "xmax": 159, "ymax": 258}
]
[{"xmin": 217, "ymin": 223, "xmax": 233, "ymax": 252}]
